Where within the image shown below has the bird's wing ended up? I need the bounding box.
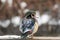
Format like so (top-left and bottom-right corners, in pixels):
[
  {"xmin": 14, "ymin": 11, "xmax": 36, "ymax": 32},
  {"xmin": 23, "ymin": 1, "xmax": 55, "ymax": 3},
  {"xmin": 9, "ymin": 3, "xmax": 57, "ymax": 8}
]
[{"xmin": 32, "ymin": 22, "xmax": 38, "ymax": 34}]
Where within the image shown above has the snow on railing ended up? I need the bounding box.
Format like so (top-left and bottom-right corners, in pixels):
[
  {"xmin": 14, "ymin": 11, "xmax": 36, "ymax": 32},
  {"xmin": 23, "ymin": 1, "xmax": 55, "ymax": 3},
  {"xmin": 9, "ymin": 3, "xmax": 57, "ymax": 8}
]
[{"xmin": 0, "ymin": 35, "xmax": 60, "ymax": 39}]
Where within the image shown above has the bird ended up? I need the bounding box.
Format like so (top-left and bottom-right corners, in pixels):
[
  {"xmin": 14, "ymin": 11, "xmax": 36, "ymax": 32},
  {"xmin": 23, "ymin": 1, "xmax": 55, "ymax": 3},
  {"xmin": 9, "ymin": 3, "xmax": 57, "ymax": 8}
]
[
  {"xmin": 19, "ymin": 10, "xmax": 51, "ymax": 39},
  {"xmin": 19, "ymin": 11, "xmax": 39, "ymax": 39}
]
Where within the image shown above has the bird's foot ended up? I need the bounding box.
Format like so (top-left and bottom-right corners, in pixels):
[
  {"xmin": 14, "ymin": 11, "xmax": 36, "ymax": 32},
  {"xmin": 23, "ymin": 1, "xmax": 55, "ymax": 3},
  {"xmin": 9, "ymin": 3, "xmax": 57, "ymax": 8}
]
[{"xmin": 27, "ymin": 35, "xmax": 33, "ymax": 39}]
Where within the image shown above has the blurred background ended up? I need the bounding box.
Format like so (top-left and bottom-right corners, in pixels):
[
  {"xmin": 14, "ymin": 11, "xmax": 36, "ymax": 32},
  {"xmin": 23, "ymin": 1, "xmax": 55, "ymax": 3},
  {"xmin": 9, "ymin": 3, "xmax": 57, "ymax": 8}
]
[{"xmin": 0, "ymin": 0, "xmax": 60, "ymax": 37}]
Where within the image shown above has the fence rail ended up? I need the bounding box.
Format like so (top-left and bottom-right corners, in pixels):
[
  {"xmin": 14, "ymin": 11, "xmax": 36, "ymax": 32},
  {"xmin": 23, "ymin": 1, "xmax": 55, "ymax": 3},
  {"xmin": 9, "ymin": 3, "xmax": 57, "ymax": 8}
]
[{"xmin": 0, "ymin": 35, "xmax": 60, "ymax": 39}]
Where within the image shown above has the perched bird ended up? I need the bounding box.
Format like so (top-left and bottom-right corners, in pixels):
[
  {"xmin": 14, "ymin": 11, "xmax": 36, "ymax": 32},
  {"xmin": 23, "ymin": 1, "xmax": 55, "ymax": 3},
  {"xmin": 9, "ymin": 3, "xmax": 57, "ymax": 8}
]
[
  {"xmin": 19, "ymin": 10, "xmax": 50, "ymax": 39},
  {"xmin": 19, "ymin": 11, "xmax": 39, "ymax": 39}
]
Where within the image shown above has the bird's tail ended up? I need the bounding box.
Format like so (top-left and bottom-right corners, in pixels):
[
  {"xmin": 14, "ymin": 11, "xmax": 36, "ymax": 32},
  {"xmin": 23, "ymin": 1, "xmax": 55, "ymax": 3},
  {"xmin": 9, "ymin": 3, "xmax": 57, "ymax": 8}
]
[{"xmin": 21, "ymin": 31, "xmax": 32, "ymax": 39}]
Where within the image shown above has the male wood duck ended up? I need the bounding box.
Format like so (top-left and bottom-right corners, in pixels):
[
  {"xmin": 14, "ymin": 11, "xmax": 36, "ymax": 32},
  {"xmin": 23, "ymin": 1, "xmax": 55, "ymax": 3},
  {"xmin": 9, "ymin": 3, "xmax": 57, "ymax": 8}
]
[
  {"xmin": 19, "ymin": 11, "xmax": 51, "ymax": 39},
  {"xmin": 20, "ymin": 11, "xmax": 39, "ymax": 39}
]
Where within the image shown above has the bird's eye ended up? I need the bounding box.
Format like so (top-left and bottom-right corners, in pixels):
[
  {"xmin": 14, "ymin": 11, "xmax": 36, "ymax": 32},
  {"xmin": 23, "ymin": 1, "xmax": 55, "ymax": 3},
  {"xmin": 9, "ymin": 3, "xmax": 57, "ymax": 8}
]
[{"xmin": 32, "ymin": 14, "xmax": 34, "ymax": 16}]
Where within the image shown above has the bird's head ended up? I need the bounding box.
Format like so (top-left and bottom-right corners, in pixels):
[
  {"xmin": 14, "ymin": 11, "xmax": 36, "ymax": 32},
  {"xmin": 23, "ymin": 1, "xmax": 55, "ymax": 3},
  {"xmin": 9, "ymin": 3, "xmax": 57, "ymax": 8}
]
[{"xmin": 24, "ymin": 11, "xmax": 36, "ymax": 19}]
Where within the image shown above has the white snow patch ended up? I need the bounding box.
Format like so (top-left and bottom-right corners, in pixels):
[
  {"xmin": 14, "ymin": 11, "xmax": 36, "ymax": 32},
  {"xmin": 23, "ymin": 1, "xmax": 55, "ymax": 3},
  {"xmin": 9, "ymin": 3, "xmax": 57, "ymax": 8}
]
[
  {"xmin": 7, "ymin": 0, "xmax": 13, "ymax": 7},
  {"xmin": 1, "ymin": 0, "xmax": 6, "ymax": 3},
  {"xmin": 53, "ymin": 4, "xmax": 59, "ymax": 10},
  {"xmin": 20, "ymin": 2, "xmax": 27, "ymax": 9},
  {"xmin": 23, "ymin": 9, "xmax": 30, "ymax": 14},
  {"xmin": 41, "ymin": 14, "xmax": 50, "ymax": 24},
  {"xmin": 11, "ymin": 16, "xmax": 21, "ymax": 27},
  {"xmin": 0, "ymin": 20, "xmax": 10, "ymax": 28}
]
